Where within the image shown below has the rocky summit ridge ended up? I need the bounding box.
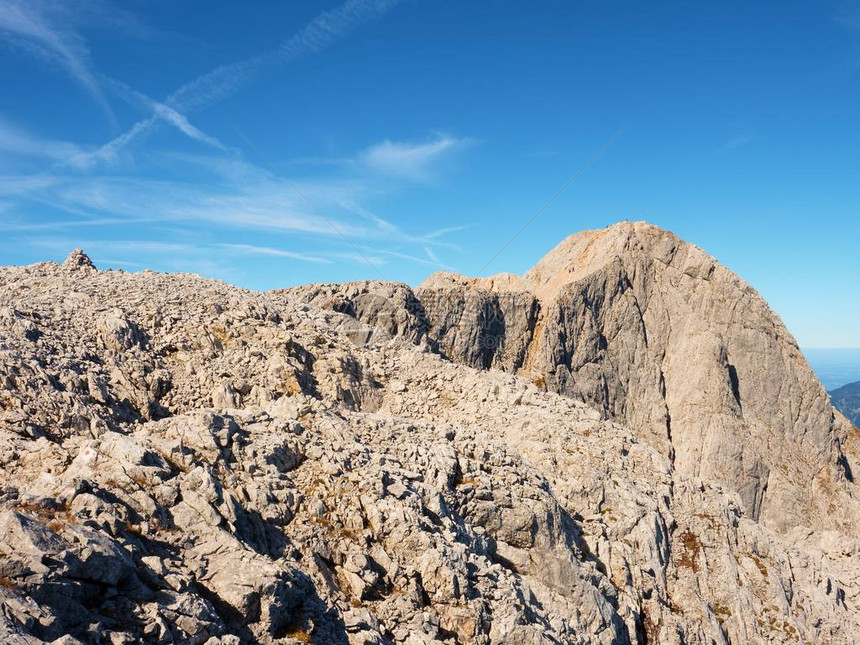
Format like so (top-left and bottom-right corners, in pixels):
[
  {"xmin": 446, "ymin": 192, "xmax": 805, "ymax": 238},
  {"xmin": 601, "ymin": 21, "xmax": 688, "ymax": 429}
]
[{"xmin": 0, "ymin": 221, "xmax": 858, "ymax": 644}]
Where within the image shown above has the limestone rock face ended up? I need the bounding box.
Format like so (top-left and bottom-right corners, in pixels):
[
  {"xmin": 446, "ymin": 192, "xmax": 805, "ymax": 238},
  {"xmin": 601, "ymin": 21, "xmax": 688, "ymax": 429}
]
[
  {"xmin": 295, "ymin": 222, "xmax": 855, "ymax": 536},
  {"xmin": 0, "ymin": 227, "xmax": 859, "ymax": 644},
  {"xmin": 517, "ymin": 222, "xmax": 852, "ymax": 534}
]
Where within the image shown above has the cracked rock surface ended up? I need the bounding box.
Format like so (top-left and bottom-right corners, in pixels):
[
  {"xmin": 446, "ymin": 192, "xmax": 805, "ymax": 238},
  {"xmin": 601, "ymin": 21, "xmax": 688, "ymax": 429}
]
[
  {"xmin": 1, "ymin": 224, "xmax": 859, "ymax": 644},
  {"xmin": 288, "ymin": 222, "xmax": 858, "ymax": 535}
]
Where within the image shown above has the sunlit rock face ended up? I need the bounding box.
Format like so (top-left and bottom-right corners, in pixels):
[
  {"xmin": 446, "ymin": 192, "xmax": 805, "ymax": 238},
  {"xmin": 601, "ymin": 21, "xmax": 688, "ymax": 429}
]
[{"xmin": 296, "ymin": 222, "xmax": 857, "ymax": 533}]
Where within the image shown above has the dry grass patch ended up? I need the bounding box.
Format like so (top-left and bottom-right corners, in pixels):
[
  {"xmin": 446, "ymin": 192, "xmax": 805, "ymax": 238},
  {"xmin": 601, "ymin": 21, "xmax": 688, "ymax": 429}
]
[{"xmin": 676, "ymin": 529, "xmax": 703, "ymax": 572}]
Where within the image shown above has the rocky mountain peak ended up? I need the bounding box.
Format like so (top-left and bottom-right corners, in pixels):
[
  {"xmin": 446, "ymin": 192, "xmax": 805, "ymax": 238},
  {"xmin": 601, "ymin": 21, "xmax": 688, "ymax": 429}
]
[
  {"xmin": 522, "ymin": 221, "xmax": 708, "ymax": 300},
  {"xmin": 292, "ymin": 221, "xmax": 859, "ymax": 534},
  {"xmin": 2, "ymin": 224, "xmax": 859, "ymax": 644}
]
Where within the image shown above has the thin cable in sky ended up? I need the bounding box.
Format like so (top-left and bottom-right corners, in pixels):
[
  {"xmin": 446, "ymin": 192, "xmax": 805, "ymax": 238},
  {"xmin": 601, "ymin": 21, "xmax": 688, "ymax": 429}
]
[
  {"xmin": 232, "ymin": 125, "xmax": 386, "ymax": 279},
  {"xmin": 477, "ymin": 125, "xmax": 627, "ymax": 275}
]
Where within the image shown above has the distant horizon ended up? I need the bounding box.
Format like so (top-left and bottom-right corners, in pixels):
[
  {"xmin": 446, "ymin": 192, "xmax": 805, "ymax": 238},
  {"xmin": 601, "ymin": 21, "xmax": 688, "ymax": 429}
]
[
  {"xmin": 803, "ymin": 347, "xmax": 860, "ymax": 350},
  {"xmin": 803, "ymin": 347, "xmax": 860, "ymax": 390}
]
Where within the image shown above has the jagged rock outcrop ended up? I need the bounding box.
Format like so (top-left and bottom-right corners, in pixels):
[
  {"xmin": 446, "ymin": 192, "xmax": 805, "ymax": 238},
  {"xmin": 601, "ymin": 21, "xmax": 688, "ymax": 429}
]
[
  {"xmin": 0, "ymin": 238, "xmax": 858, "ymax": 644},
  {"xmin": 288, "ymin": 222, "xmax": 857, "ymax": 537}
]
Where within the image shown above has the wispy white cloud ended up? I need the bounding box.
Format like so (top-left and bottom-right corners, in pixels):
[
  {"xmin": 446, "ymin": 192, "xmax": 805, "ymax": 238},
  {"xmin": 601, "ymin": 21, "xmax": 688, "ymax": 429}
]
[
  {"xmin": 322, "ymin": 193, "xmax": 465, "ymax": 250},
  {"xmin": 96, "ymin": 0, "xmax": 405, "ymax": 164},
  {"xmin": 58, "ymin": 177, "xmax": 354, "ymax": 236},
  {"xmin": 0, "ymin": 117, "xmax": 86, "ymax": 161},
  {"xmin": 0, "ymin": 1, "xmax": 474, "ymax": 281},
  {"xmin": 69, "ymin": 82, "xmax": 229, "ymax": 169},
  {"xmin": 359, "ymin": 134, "xmax": 473, "ymax": 180},
  {"xmin": 1, "ymin": 168, "xmax": 376, "ymax": 239},
  {"xmin": 151, "ymin": 104, "xmax": 226, "ymax": 151},
  {"xmin": 0, "ymin": 1, "xmax": 115, "ymax": 125},
  {"xmin": 1, "ymin": 134, "xmax": 471, "ymax": 275},
  {"xmin": 327, "ymin": 251, "xmax": 390, "ymax": 267},
  {"xmin": 91, "ymin": 258, "xmax": 145, "ymax": 268},
  {"xmin": 22, "ymin": 237, "xmax": 204, "ymax": 268},
  {"xmin": 168, "ymin": 0, "xmax": 403, "ymax": 113},
  {"xmin": 67, "ymin": 117, "xmax": 156, "ymax": 168},
  {"xmin": 30, "ymin": 239, "xmax": 331, "ymax": 267},
  {"xmin": 96, "ymin": 242, "xmax": 238, "ymax": 280},
  {"xmin": 422, "ymin": 224, "xmax": 471, "ymax": 240},
  {"xmin": 92, "ymin": 241, "xmax": 198, "ymax": 255},
  {"xmin": 0, "ymin": 174, "xmax": 64, "ymax": 196},
  {"xmin": 5, "ymin": 216, "xmax": 146, "ymax": 232},
  {"xmin": 363, "ymin": 246, "xmax": 455, "ymax": 270},
  {"xmin": 218, "ymin": 243, "xmax": 332, "ymax": 264},
  {"xmin": 21, "ymin": 238, "xmax": 219, "ymax": 280},
  {"xmin": 148, "ymin": 150, "xmax": 466, "ymax": 249},
  {"xmin": 19, "ymin": 237, "xmax": 349, "ymax": 283}
]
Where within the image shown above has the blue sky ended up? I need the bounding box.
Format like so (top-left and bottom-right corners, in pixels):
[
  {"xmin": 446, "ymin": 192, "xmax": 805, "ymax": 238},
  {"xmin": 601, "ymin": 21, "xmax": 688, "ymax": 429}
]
[{"xmin": 1, "ymin": 1, "xmax": 858, "ymax": 347}]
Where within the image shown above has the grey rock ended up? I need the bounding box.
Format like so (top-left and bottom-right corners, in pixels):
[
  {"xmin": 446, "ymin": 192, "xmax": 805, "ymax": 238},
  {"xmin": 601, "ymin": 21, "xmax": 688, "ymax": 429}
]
[
  {"xmin": 0, "ymin": 226, "xmax": 859, "ymax": 644},
  {"xmin": 301, "ymin": 223, "xmax": 855, "ymax": 536}
]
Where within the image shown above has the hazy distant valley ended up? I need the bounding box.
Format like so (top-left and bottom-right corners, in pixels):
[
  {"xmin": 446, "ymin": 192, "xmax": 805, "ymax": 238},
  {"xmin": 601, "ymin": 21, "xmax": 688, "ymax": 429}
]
[{"xmin": 831, "ymin": 380, "xmax": 860, "ymax": 427}]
